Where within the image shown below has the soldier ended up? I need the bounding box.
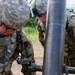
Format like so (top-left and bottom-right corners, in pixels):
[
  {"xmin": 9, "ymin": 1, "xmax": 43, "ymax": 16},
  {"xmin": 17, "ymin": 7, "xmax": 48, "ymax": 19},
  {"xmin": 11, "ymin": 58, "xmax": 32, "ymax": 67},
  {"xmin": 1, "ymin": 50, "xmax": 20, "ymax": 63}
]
[
  {"xmin": 0, "ymin": 0, "xmax": 36, "ymax": 75},
  {"xmin": 32, "ymin": 0, "xmax": 75, "ymax": 67},
  {"xmin": 34, "ymin": 17, "xmax": 45, "ymax": 48},
  {"xmin": 32, "ymin": 0, "xmax": 47, "ymax": 48}
]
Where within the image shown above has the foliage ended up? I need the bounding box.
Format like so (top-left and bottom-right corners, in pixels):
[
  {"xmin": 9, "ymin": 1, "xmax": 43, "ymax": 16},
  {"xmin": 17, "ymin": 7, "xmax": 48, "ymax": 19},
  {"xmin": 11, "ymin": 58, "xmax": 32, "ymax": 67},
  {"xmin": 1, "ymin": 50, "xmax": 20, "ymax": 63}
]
[
  {"xmin": 23, "ymin": 14, "xmax": 39, "ymax": 44},
  {"xmin": 25, "ymin": 14, "xmax": 35, "ymax": 27},
  {"xmin": 23, "ymin": 25, "xmax": 39, "ymax": 44}
]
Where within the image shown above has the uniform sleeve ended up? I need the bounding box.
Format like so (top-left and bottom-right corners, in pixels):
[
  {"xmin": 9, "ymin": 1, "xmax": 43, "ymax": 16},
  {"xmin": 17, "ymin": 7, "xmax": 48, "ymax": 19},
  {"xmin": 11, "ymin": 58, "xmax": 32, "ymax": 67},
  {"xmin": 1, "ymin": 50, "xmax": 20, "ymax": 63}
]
[{"xmin": 21, "ymin": 30, "xmax": 35, "ymax": 63}]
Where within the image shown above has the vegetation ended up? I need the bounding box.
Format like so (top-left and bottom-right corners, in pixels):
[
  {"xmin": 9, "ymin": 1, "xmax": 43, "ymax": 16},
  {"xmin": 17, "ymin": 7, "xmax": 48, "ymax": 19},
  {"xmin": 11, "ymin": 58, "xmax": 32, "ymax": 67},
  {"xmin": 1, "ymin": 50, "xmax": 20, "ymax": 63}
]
[
  {"xmin": 23, "ymin": 15, "xmax": 39, "ymax": 44},
  {"xmin": 23, "ymin": 26, "xmax": 39, "ymax": 44}
]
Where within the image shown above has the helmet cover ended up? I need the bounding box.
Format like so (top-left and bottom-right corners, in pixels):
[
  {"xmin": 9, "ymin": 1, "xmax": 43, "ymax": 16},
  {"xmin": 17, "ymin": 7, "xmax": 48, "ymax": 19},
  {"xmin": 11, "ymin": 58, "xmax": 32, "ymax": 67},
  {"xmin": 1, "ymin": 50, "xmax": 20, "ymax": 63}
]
[
  {"xmin": 35, "ymin": 0, "xmax": 47, "ymax": 14},
  {"xmin": 0, "ymin": 0, "xmax": 30, "ymax": 29}
]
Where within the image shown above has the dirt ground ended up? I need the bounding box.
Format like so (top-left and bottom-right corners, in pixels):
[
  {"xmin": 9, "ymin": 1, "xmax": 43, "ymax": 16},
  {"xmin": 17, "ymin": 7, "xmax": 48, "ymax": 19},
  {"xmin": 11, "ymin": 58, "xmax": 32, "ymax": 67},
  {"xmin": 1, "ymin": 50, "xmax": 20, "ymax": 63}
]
[{"xmin": 11, "ymin": 43, "xmax": 44, "ymax": 75}]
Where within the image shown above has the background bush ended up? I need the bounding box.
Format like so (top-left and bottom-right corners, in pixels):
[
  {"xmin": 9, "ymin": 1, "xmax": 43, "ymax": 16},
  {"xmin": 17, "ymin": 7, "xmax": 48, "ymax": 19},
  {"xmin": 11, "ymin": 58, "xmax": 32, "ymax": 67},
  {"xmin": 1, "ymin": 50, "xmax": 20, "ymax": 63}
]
[{"xmin": 23, "ymin": 14, "xmax": 39, "ymax": 44}]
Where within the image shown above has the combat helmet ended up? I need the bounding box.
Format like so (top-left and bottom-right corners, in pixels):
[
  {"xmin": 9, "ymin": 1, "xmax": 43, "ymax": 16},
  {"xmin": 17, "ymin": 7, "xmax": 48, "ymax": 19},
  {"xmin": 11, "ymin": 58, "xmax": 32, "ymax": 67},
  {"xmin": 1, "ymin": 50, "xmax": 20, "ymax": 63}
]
[
  {"xmin": 0, "ymin": 0, "xmax": 30, "ymax": 29},
  {"xmin": 32, "ymin": 0, "xmax": 48, "ymax": 17}
]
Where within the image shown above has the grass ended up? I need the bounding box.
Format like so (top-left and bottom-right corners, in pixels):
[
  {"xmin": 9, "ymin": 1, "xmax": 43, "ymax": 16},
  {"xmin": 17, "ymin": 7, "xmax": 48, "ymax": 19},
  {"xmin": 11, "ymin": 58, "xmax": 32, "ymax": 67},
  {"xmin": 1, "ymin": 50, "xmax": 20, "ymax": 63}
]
[
  {"xmin": 22, "ymin": 14, "xmax": 40, "ymax": 44},
  {"xmin": 23, "ymin": 14, "xmax": 39, "ymax": 44},
  {"xmin": 23, "ymin": 26, "xmax": 39, "ymax": 44}
]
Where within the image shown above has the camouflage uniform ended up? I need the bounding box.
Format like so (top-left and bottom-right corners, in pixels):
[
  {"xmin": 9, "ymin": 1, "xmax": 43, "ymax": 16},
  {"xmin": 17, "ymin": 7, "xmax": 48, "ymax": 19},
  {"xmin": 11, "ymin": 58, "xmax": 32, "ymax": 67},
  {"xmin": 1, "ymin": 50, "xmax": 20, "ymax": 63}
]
[
  {"xmin": 35, "ymin": 18, "xmax": 45, "ymax": 48},
  {"xmin": 0, "ymin": 0, "xmax": 36, "ymax": 75},
  {"xmin": 64, "ymin": 9, "xmax": 75, "ymax": 67},
  {"xmin": 32, "ymin": 0, "xmax": 75, "ymax": 67},
  {"xmin": 32, "ymin": 0, "xmax": 47, "ymax": 48}
]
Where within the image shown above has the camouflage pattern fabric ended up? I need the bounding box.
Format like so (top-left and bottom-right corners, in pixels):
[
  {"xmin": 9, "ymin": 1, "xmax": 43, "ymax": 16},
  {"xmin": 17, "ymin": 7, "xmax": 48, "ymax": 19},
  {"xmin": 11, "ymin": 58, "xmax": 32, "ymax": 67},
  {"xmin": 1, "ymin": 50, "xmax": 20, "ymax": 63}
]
[
  {"xmin": 10, "ymin": 30, "xmax": 36, "ymax": 75},
  {"xmin": 64, "ymin": 11, "xmax": 75, "ymax": 67},
  {"xmin": 0, "ymin": 29, "xmax": 36, "ymax": 75},
  {"xmin": 20, "ymin": 30, "xmax": 36, "ymax": 75},
  {"xmin": 21, "ymin": 30, "xmax": 35, "ymax": 62},
  {"xmin": 35, "ymin": 9, "xmax": 75, "ymax": 67},
  {"xmin": 36, "ymin": 14, "xmax": 75, "ymax": 67},
  {"xmin": 0, "ymin": 0, "xmax": 36, "ymax": 75},
  {"xmin": 0, "ymin": 0, "xmax": 30, "ymax": 29},
  {"xmin": 35, "ymin": 0, "xmax": 47, "ymax": 14},
  {"xmin": 35, "ymin": 0, "xmax": 75, "ymax": 67},
  {"xmin": 35, "ymin": 18, "xmax": 45, "ymax": 48}
]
